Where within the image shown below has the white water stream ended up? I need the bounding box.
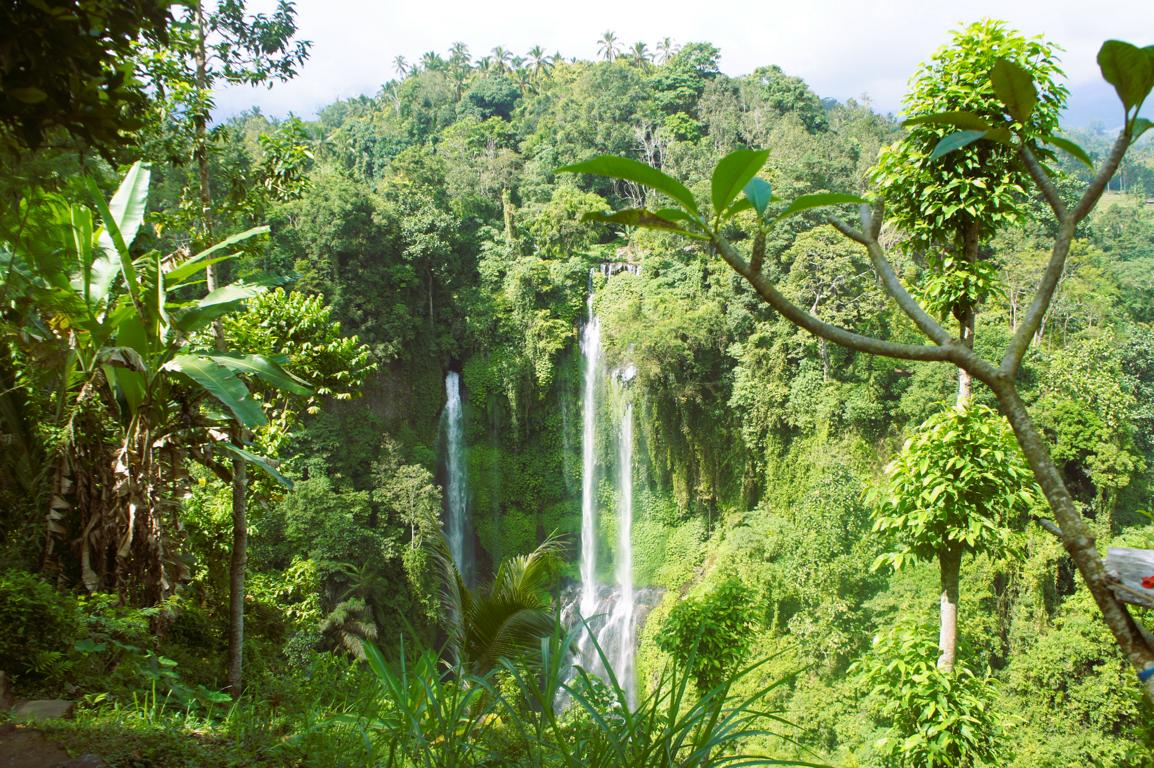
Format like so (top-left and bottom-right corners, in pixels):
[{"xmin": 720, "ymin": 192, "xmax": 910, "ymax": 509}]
[{"xmin": 443, "ymin": 371, "xmax": 470, "ymax": 578}]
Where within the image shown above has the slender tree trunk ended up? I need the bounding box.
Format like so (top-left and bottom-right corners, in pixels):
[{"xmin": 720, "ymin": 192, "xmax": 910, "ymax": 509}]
[
  {"xmin": 194, "ymin": 1, "xmax": 248, "ymax": 699},
  {"xmin": 992, "ymin": 382, "xmax": 1154, "ymax": 702},
  {"xmin": 938, "ymin": 542, "xmax": 962, "ymax": 672},
  {"xmin": 228, "ymin": 457, "xmax": 247, "ymax": 697}
]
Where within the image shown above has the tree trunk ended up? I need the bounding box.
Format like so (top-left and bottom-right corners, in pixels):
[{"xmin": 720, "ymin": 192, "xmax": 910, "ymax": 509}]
[
  {"xmin": 194, "ymin": 1, "xmax": 248, "ymax": 699},
  {"xmin": 938, "ymin": 542, "xmax": 962, "ymax": 672},
  {"xmin": 227, "ymin": 456, "xmax": 247, "ymax": 697},
  {"xmin": 992, "ymin": 382, "xmax": 1154, "ymax": 702}
]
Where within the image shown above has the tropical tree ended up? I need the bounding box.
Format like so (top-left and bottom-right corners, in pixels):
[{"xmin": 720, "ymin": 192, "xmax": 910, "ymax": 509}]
[
  {"xmin": 597, "ymin": 31, "xmax": 620, "ymax": 62},
  {"xmin": 394, "ymin": 55, "xmax": 410, "ymax": 78},
  {"xmin": 1, "ymin": 163, "xmax": 307, "ymax": 605},
  {"xmin": 490, "ymin": 46, "xmax": 513, "ymax": 74},
  {"xmin": 528, "ymin": 45, "xmax": 552, "ymax": 79},
  {"xmin": 436, "ymin": 534, "xmax": 563, "ymax": 674},
  {"xmin": 628, "ymin": 42, "xmax": 652, "ymax": 69},
  {"xmin": 559, "ymin": 34, "xmax": 1154, "ymax": 703},
  {"xmin": 872, "ymin": 403, "xmax": 1038, "ymax": 671},
  {"xmin": 655, "ymin": 37, "xmax": 678, "ymax": 65}
]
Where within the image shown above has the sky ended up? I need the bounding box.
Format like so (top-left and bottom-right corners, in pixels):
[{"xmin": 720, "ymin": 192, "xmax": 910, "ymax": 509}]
[{"xmin": 214, "ymin": 0, "xmax": 1153, "ymax": 126}]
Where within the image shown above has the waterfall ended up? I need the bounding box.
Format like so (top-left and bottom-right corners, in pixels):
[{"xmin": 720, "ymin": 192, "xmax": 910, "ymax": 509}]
[
  {"xmin": 443, "ymin": 370, "xmax": 470, "ymax": 578},
  {"xmin": 579, "ymin": 291, "xmax": 601, "ymax": 618},
  {"xmin": 611, "ymin": 395, "xmax": 635, "ymax": 704},
  {"xmin": 568, "ymin": 269, "xmax": 639, "ymax": 707}
]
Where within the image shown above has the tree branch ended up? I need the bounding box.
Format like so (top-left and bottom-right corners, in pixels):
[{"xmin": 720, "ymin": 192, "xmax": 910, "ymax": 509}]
[
  {"xmin": 1019, "ymin": 146, "xmax": 1067, "ymax": 220},
  {"xmin": 830, "ymin": 210, "xmax": 956, "ymax": 348},
  {"xmin": 1073, "ymin": 129, "xmax": 1131, "ymax": 223},
  {"xmin": 712, "ymin": 235, "xmax": 954, "ymax": 363},
  {"xmin": 1034, "ymin": 516, "xmax": 1063, "ymax": 539}
]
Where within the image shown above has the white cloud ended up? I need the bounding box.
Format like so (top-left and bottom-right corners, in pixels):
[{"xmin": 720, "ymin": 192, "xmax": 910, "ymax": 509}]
[{"xmin": 213, "ymin": 0, "xmax": 1154, "ymax": 123}]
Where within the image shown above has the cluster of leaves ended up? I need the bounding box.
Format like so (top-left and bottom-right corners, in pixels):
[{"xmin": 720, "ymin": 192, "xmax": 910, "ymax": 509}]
[
  {"xmin": 871, "ymin": 403, "xmax": 1039, "ymax": 570},
  {"xmin": 853, "ymin": 621, "xmax": 1005, "ymax": 767},
  {"xmin": 657, "ymin": 578, "xmax": 758, "ymax": 692}
]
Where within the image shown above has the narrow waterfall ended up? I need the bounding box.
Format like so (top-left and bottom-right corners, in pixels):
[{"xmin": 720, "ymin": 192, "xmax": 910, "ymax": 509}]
[
  {"xmin": 579, "ymin": 291, "xmax": 601, "ymax": 618},
  {"xmin": 611, "ymin": 395, "xmax": 635, "ymax": 705},
  {"xmin": 443, "ymin": 371, "xmax": 470, "ymax": 578}
]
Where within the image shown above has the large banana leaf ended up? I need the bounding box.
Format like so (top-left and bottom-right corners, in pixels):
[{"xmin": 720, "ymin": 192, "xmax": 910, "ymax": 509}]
[
  {"xmin": 164, "ymin": 225, "xmax": 269, "ymax": 287},
  {"xmin": 171, "ymin": 277, "xmax": 286, "ymax": 333},
  {"xmin": 206, "ymin": 352, "xmax": 311, "ymax": 396},
  {"xmin": 217, "ymin": 442, "xmax": 293, "ymax": 489},
  {"xmin": 89, "ymin": 162, "xmax": 150, "ymax": 308},
  {"xmin": 164, "ymin": 354, "xmax": 267, "ymax": 428}
]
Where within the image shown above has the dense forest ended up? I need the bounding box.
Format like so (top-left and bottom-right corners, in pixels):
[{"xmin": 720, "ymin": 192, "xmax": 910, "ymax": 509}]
[{"xmin": 2, "ymin": 3, "xmax": 1154, "ymax": 766}]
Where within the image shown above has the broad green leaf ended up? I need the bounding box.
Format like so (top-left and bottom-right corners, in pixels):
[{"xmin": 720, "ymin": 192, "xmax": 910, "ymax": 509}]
[
  {"xmin": 207, "ymin": 352, "xmax": 311, "ymax": 396},
  {"xmin": 175, "ymin": 226, "xmax": 270, "ymax": 283},
  {"xmin": 1098, "ymin": 40, "xmax": 1154, "ymax": 114},
  {"xmin": 582, "ymin": 209, "xmax": 709, "ymax": 240},
  {"xmin": 557, "ymin": 155, "xmax": 700, "ymax": 215},
  {"xmin": 86, "ymin": 178, "xmax": 141, "ymax": 310},
  {"xmin": 102, "ymin": 364, "xmax": 145, "ymax": 418},
  {"xmin": 165, "ymin": 253, "xmax": 238, "ymax": 287},
  {"xmin": 9, "ymin": 87, "xmax": 47, "ymax": 103},
  {"xmin": 778, "ymin": 192, "xmax": 867, "ymax": 220},
  {"xmin": 742, "ymin": 177, "xmax": 773, "ymax": 216},
  {"xmin": 928, "ymin": 130, "xmax": 988, "ymax": 161},
  {"xmin": 710, "ymin": 149, "xmax": 770, "ymax": 216},
  {"xmin": 902, "ymin": 111, "xmax": 992, "ymax": 131},
  {"xmin": 1047, "ymin": 136, "xmax": 1095, "ymax": 170},
  {"xmin": 1133, "ymin": 117, "xmax": 1153, "ymax": 141},
  {"xmin": 172, "ymin": 276, "xmax": 286, "ymax": 333},
  {"xmin": 723, "ymin": 197, "xmax": 753, "ymax": 219},
  {"xmin": 106, "ymin": 162, "xmax": 150, "ymax": 255},
  {"xmin": 218, "ymin": 443, "xmax": 293, "ymax": 489},
  {"xmin": 164, "ymin": 354, "xmax": 267, "ymax": 428},
  {"xmin": 991, "ymin": 58, "xmax": 1037, "ymax": 124}
]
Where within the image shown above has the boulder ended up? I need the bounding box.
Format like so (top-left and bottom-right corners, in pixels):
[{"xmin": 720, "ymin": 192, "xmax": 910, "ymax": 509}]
[{"xmin": 10, "ymin": 699, "xmax": 74, "ymax": 722}]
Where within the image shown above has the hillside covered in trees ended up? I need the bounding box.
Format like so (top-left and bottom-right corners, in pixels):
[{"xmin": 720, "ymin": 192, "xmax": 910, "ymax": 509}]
[{"xmin": 2, "ymin": 3, "xmax": 1154, "ymax": 766}]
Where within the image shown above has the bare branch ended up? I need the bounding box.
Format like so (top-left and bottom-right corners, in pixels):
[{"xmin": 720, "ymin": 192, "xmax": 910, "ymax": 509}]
[
  {"xmin": 1073, "ymin": 129, "xmax": 1131, "ymax": 223},
  {"xmin": 712, "ymin": 235, "xmax": 954, "ymax": 363},
  {"xmin": 1020, "ymin": 146, "xmax": 1067, "ymax": 220},
  {"xmin": 829, "ymin": 211, "xmax": 955, "ymax": 347},
  {"xmin": 1034, "ymin": 517, "xmax": 1063, "ymax": 538},
  {"xmin": 1000, "ymin": 219, "xmax": 1074, "ymax": 376}
]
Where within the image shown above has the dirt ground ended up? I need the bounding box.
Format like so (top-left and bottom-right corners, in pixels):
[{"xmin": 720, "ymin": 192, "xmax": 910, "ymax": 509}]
[{"xmin": 0, "ymin": 725, "xmax": 89, "ymax": 768}]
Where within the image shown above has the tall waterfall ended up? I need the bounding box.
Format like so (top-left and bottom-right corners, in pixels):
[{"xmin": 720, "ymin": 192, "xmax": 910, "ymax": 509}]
[
  {"xmin": 567, "ymin": 267, "xmax": 639, "ymax": 707},
  {"xmin": 579, "ymin": 291, "xmax": 601, "ymax": 618},
  {"xmin": 611, "ymin": 394, "xmax": 635, "ymax": 704},
  {"xmin": 443, "ymin": 370, "xmax": 470, "ymax": 578}
]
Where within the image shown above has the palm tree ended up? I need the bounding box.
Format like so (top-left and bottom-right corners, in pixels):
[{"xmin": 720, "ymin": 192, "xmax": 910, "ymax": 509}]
[
  {"xmin": 655, "ymin": 37, "xmax": 678, "ymax": 65},
  {"xmin": 420, "ymin": 50, "xmax": 444, "ymax": 71},
  {"xmin": 527, "ymin": 44, "xmax": 550, "ymax": 78},
  {"xmin": 491, "ymin": 45, "xmax": 512, "ymax": 73},
  {"xmin": 629, "ymin": 41, "xmax": 651, "ymax": 69},
  {"xmin": 448, "ymin": 41, "xmax": 471, "ymax": 68},
  {"xmin": 393, "ymin": 55, "xmax": 409, "ymax": 78},
  {"xmin": 597, "ymin": 30, "xmax": 620, "ymax": 62},
  {"xmin": 434, "ymin": 534, "xmax": 564, "ymax": 674}
]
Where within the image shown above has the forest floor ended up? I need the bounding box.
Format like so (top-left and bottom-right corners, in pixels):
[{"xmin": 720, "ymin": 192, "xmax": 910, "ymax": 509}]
[{"xmin": 0, "ymin": 723, "xmax": 96, "ymax": 768}]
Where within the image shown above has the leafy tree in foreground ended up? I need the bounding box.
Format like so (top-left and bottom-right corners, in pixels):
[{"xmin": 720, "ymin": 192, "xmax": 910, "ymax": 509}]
[
  {"xmin": 871, "ymin": 403, "xmax": 1037, "ymax": 672},
  {"xmin": 560, "ymin": 35, "xmax": 1154, "ymax": 702}
]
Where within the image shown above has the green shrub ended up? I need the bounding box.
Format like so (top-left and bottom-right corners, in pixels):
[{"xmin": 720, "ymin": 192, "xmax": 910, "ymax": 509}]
[
  {"xmin": 0, "ymin": 569, "xmax": 79, "ymax": 683},
  {"xmin": 656, "ymin": 577, "xmax": 757, "ymax": 692}
]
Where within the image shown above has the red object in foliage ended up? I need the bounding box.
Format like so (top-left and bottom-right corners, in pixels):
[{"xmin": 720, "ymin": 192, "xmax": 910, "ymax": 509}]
[{"xmin": 1142, "ymin": 575, "xmax": 1154, "ymax": 589}]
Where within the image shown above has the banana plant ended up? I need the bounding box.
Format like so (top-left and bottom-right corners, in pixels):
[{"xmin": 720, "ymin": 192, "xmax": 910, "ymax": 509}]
[{"xmin": 4, "ymin": 161, "xmax": 308, "ymax": 596}]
